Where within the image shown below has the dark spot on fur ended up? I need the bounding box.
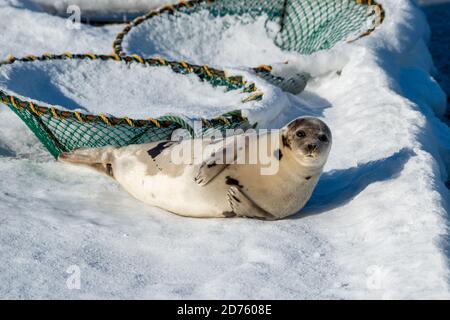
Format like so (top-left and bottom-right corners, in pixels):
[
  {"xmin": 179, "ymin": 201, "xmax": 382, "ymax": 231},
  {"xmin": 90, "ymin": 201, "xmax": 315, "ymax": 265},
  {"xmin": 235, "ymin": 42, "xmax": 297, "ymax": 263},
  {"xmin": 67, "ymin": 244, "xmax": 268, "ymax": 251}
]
[
  {"xmin": 207, "ymin": 162, "xmax": 217, "ymax": 168},
  {"xmin": 274, "ymin": 149, "xmax": 283, "ymax": 160},
  {"xmin": 232, "ymin": 195, "xmax": 241, "ymax": 203},
  {"xmin": 226, "ymin": 176, "xmax": 243, "ymax": 188},
  {"xmin": 147, "ymin": 141, "xmax": 175, "ymax": 159},
  {"xmin": 223, "ymin": 211, "xmax": 237, "ymax": 218},
  {"xmin": 305, "ymin": 176, "xmax": 312, "ymax": 180},
  {"xmin": 282, "ymin": 134, "xmax": 291, "ymax": 150},
  {"xmin": 106, "ymin": 163, "xmax": 113, "ymax": 177},
  {"xmin": 151, "ymin": 193, "xmax": 156, "ymax": 199}
]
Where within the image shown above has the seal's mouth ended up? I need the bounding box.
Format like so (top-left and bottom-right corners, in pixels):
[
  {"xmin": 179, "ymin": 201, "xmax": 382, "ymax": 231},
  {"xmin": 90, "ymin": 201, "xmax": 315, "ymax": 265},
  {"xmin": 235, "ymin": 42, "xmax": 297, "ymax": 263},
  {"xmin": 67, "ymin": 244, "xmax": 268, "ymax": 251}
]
[
  {"xmin": 297, "ymin": 152, "xmax": 319, "ymax": 164},
  {"xmin": 303, "ymin": 152, "xmax": 317, "ymax": 159}
]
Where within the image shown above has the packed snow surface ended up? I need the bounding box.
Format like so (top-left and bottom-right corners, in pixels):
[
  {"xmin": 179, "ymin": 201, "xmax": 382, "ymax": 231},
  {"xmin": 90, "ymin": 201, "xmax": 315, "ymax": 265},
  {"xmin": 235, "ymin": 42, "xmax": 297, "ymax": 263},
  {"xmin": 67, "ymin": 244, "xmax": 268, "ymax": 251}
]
[{"xmin": 0, "ymin": 0, "xmax": 449, "ymax": 299}]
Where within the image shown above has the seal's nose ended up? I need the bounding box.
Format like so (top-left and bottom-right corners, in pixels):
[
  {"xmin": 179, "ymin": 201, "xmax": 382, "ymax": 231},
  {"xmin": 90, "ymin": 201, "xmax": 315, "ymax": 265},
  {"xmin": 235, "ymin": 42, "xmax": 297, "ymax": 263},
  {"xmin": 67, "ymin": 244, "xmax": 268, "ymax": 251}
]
[{"xmin": 306, "ymin": 144, "xmax": 318, "ymax": 152}]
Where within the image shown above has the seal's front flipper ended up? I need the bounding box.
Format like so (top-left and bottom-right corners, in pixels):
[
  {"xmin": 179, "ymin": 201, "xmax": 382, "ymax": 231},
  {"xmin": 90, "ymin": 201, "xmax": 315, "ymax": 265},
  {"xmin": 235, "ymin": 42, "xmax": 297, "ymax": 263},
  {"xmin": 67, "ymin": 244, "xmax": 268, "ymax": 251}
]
[
  {"xmin": 194, "ymin": 144, "xmax": 233, "ymax": 186},
  {"xmin": 194, "ymin": 136, "xmax": 247, "ymax": 186},
  {"xmin": 227, "ymin": 186, "xmax": 276, "ymax": 220},
  {"xmin": 194, "ymin": 161, "xmax": 228, "ymax": 186},
  {"xmin": 59, "ymin": 147, "xmax": 115, "ymax": 177}
]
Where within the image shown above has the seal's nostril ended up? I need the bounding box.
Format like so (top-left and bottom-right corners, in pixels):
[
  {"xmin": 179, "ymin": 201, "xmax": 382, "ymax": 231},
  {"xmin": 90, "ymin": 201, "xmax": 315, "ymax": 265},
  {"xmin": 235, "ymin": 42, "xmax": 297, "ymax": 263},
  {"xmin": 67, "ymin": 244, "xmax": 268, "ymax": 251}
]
[{"xmin": 307, "ymin": 144, "xmax": 317, "ymax": 152}]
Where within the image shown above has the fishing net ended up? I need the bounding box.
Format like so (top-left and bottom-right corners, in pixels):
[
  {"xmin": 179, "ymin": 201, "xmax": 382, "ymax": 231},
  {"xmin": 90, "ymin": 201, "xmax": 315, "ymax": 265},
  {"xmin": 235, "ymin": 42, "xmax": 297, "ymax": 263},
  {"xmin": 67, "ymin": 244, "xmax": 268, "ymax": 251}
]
[
  {"xmin": 0, "ymin": 1, "xmax": 385, "ymax": 159},
  {"xmin": 0, "ymin": 53, "xmax": 262, "ymax": 159},
  {"xmin": 113, "ymin": 0, "xmax": 384, "ymax": 58}
]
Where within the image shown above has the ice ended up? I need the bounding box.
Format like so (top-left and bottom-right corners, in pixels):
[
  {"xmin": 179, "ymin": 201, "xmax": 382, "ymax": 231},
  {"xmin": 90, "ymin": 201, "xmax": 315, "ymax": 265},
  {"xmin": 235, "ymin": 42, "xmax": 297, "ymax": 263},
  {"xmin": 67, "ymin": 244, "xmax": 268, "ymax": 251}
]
[{"xmin": 0, "ymin": 0, "xmax": 449, "ymax": 299}]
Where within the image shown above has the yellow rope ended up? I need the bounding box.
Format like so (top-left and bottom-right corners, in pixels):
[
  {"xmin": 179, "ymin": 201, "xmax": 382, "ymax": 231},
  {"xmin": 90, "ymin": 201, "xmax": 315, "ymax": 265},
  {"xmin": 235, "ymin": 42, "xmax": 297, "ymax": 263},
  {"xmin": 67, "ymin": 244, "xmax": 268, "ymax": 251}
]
[
  {"xmin": 202, "ymin": 65, "xmax": 212, "ymax": 78},
  {"xmin": 85, "ymin": 53, "xmax": 97, "ymax": 60},
  {"xmin": 202, "ymin": 118, "xmax": 212, "ymax": 127},
  {"xmin": 371, "ymin": 5, "xmax": 383, "ymax": 28},
  {"xmin": 147, "ymin": 117, "xmax": 161, "ymax": 128},
  {"xmin": 155, "ymin": 57, "xmax": 167, "ymax": 65},
  {"xmin": 242, "ymin": 92, "xmax": 264, "ymax": 103},
  {"xmin": 356, "ymin": 0, "xmax": 374, "ymax": 4},
  {"xmin": 123, "ymin": 117, "xmax": 135, "ymax": 127},
  {"xmin": 28, "ymin": 101, "xmax": 43, "ymax": 116},
  {"xmin": 10, "ymin": 96, "xmax": 19, "ymax": 109},
  {"xmin": 133, "ymin": 16, "xmax": 145, "ymax": 24},
  {"xmin": 217, "ymin": 116, "xmax": 230, "ymax": 126},
  {"xmin": 25, "ymin": 55, "xmax": 37, "ymax": 61},
  {"xmin": 131, "ymin": 54, "xmax": 145, "ymax": 64},
  {"xmin": 99, "ymin": 114, "xmax": 111, "ymax": 125},
  {"xmin": 179, "ymin": 1, "xmax": 191, "ymax": 7},
  {"xmin": 161, "ymin": 4, "xmax": 175, "ymax": 13},
  {"xmin": 51, "ymin": 107, "xmax": 61, "ymax": 120},
  {"xmin": 179, "ymin": 60, "xmax": 192, "ymax": 72},
  {"xmin": 255, "ymin": 64, "xmax": 273, "ymax": 73},
  {"xmin": 74, "ymin": 111, "xmax": 84, "ymax": 122}
]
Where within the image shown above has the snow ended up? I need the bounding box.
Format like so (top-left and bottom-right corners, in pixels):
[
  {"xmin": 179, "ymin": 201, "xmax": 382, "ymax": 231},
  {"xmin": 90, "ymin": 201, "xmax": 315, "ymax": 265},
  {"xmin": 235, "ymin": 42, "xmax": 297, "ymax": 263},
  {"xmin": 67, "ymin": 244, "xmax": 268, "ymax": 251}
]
[
  {"xmin": 0, "ymin": 0, "xmax": 449, "ymax": 299},
  {"xmin": 0, "ymin": 1, "xmax": 122, "ymax": 58},
  {"xmin": 122, "ymin": 12, "xmax": 289, "ymax": 68},
  {"xmin": 29, "ymin": 0, "xmax": 174, "ymax": 13},
  {"xmin": 25, "ymin": 0, "xmax": 179, "ymax": 21}
]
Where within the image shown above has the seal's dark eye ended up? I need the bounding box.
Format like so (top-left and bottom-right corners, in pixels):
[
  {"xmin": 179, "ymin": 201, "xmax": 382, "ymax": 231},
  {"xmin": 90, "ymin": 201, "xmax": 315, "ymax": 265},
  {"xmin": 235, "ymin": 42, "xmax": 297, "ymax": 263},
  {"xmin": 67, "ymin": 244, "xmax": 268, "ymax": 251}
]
[
  {"xmin": 296, "ymin": 130, "xmax": 306, "ymax": 138},
  {"xmin": 318, "ymin": 134, "xmax": 328, "ymax": 142}
]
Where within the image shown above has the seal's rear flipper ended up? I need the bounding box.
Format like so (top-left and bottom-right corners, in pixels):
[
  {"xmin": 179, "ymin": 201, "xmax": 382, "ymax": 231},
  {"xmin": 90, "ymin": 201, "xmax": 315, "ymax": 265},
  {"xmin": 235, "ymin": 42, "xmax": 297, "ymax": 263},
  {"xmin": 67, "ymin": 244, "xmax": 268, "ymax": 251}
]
[{"xmin": 59, "ymin": 147, "xmax": 114, "ymax": 177}]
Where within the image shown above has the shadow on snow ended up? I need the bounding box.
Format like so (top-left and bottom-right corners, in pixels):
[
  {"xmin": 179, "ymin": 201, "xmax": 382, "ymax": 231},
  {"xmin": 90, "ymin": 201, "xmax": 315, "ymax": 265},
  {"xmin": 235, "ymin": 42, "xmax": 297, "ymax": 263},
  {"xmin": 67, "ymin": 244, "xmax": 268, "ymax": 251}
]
[{"xmin": 297, "ymin": 148, "xmax": 416, "ymax": 218}]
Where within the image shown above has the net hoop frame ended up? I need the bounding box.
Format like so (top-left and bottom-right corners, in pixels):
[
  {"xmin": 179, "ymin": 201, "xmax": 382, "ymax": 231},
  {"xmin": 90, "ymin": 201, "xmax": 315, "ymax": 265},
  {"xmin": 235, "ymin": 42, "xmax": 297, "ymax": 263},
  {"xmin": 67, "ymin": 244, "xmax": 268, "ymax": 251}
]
[
  {"xmin": 0, "ymin": 52, "xmax": 264, "ymax": 157},
  {"xmin": 112, "ymin": 0, "xmax": 385, "ymax": 62}
]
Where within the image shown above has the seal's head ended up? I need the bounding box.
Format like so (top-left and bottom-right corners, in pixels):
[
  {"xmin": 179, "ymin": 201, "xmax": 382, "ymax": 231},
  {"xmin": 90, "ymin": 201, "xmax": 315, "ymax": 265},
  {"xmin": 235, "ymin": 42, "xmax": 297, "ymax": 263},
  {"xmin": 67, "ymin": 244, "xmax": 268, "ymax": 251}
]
[{"xmin": 282, "ymin": 117, "xmax": 332, "ymax": 168}]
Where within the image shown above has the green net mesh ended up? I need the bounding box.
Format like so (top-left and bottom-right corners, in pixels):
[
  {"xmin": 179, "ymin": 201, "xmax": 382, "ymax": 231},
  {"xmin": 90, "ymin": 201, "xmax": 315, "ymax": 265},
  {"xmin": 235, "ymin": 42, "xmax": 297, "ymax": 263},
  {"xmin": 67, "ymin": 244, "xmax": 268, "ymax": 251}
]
[
  {"xmin": 114, "ymin": 0, "xmax": 384, "ymax": 57},
  {"xmin": 0, "ymin": 54, "xmax": 259, "ymax": 159}
]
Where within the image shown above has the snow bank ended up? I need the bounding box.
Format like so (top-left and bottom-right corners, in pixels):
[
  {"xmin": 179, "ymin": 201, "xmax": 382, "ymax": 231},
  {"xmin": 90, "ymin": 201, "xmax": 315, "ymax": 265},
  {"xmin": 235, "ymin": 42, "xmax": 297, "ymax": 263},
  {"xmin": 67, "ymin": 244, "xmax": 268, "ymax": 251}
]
[
  {"xmin": 0, "ymin": 0, "xmax": 449, "ymax": 299},
  {"xmin": 0, "ymin": 1, "xmax": 122, "ymax": 59}
]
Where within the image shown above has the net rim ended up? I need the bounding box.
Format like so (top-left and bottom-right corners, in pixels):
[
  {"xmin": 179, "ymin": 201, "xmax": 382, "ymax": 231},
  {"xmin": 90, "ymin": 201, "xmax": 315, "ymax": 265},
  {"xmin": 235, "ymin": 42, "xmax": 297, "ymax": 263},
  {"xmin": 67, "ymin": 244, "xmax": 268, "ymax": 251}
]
[
  {"xmin": 0, "ymin": 52, "xmax": 263, "ymax": 130},
  {"xmin": 112, "ymin": 0, "xmax": 385, "ymax": 59}
]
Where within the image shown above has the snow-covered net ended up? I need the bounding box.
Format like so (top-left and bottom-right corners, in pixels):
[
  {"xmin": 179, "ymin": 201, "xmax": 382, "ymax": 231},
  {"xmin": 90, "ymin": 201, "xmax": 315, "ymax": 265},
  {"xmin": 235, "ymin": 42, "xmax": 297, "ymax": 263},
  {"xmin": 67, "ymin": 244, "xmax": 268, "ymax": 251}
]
[
  {"xmin": 0, "ymin": 53, "xmax": 261, "ymax": 159},
  {"xmin": 114, "ymin": 0, "xmax": 385, "ymax": 57},
  {"xmin": 0, "ymin": 0, "xmax": 385, "ymax": 160}
]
